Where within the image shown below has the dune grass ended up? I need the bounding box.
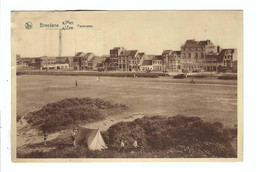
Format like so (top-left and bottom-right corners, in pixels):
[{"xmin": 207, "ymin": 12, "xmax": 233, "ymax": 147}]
[
  {"xmin": 25, "ymin": 97, "xmax": 127, "ymax": 133},
  {"xmin": 19, "ymin": 115, "xmax": 237, "ymax": 158}
]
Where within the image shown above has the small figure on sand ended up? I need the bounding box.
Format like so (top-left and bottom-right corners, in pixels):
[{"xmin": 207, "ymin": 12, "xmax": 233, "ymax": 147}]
[
  {"xmin": 190, "ymin": 78, "xmax": 195, "ymax": 84},
  {"xmin": 19, "ymin": 116, "xmax": 23, "ymax": 125},
  {"xmin": 133, "ymin": 140, "xmax": 139, "ymax": 149},
  {"xmin": 43, "ymin": 132, "xmax": 47, "ymax": 146},
  {"xmin": 119, "ymin": 139, "xmax": 125, "ymax": 152},
  {"xmin": 97, "ymin": 77, "xmax": 100, "ymax": 83},
  {"xmin": 75, "ymin": 80, "xmax": 78, "ymax": 87},
  {"xmin": 72, "ymin": 128, "xmax": 78, "ymax": 147}
]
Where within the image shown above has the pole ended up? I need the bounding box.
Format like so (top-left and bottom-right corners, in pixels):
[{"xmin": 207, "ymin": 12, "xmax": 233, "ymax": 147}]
[{"xmin": 59, "ymin": 29, "xmax": 62, "ymax": 57}]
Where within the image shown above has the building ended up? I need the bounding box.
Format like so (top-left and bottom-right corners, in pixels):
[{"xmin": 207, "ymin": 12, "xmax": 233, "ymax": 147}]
[
  {"xmin": 95, "ymin": 56, "xmax": 107, "ymax": 71},
  {"xmin": 161, "ymin": 50, "xmax": 172, "ymax": 71},
  {"xmin": 180, "ymin": 39, "xmax": 220, "ymax": 72},
  {"xmin": 109, "ymin": 47, "xmax": 125, "ymax": 70},
  {"xmin": 135, "ymin": 52, "xmax": 147, "ymax": 70},
  {"xmin": 141, "ymin": 60, "xmax": 153, "ymax": 71},
  {"xmin": 127, "ymin": 50, "xmax": 139, "ymax": 72},
  {"xmin": 118, "ymin": 50, "xmax": 138, "ymax": 72},
  {"xmin": 17, "ymin": 57, "xmax": 41, "ymax": 70},
  {"xmin": 73, "ymin": 52, "xmax": 95, "ymax": 70},
  {"xmin": 169, "ymin": 51, "xmax": 181, "ymax": 71},
  {"xmin": 86, "ymin": 56, "xmax": 96, "ymax": 70},
  {"xmin": 217, "ymin": 49, "xmax": 237, "ymax": 68},
  {"xmin": 103, "ymin": 57, "xmax": 111, "ymax": 71},
  {"xmin": 55, "ymin": 56, "xmax": 74, "ymax": 69},
  {"xmin": 86, "ymin": 56, "xmax": 107, "ymax": 70},
  {"xmin": 205, "ymin": 49, "xmax": 237, "ymax": 71},
  {"xmin": 152, "ymin": 55, "xmax": 163, "ymax": 71},
  {"xmin": 40, "ymin": 56, "xmax": 57, "ymax": 70},
  {"xmin": 66, "ymin": 56, "xmax": 75, "ymax": 69},
  {"xmin": 205, "ymin": 54, "xmax": 219, "ymax": 71},
  {"xmin": 95, "ymin": 55, "xmax": 109, "ymax": 71}
]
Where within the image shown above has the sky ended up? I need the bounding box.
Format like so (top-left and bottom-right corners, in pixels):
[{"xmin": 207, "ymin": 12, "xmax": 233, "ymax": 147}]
[{"xmin": 12, "ymin": 11, "xmax": 243, "ymax": 59}]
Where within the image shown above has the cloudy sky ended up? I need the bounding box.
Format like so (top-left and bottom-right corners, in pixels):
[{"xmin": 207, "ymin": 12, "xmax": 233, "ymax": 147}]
[{"xmin": 12, "ymin": 11, "xmax": 243, "ymax": 59}]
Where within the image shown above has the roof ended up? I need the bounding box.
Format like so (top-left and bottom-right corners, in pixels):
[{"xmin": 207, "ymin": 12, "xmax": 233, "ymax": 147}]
[
  {"xmin": 198, "ymin": 40, "xmax": 209, "ymax": 46},
  {"xmin": 18, "ymin": 57, "xmax": 41, "ymax": 61},
  {"xmin": 88, "ymin": 56, "xmax": 96, "ymax": 62},
  {"xmin": 120, "ymin": 50, "xmax": 138, "ymax": 57},
  {"xmin": 101, "ymin": 55, "xmax": 109, "ymax": 58},
  {"xmin": 162, "ymin": 50, "xmax": 172, "ymax": 54},
  {"xmin": 152, "ymin": 56, "xmax": 163, "ymax": 61},
  {"xmin": 147, "ymin": 55, "xmax": 156, "ymax": 60},
  {"xmin": 112, "ymin": 47, "xmax": 121, "ymax": 50},
  {"xmin": 94, "ymin": 56, "xmax": 104, "ymax": 63},
  {"xmin": 75, "ymin": 52, "xmax": 86, "ymax": 57},
  {"xmin": 218, "ymin": 49, "xmax": 235, "ymax": 57},
  {"xmin": 205, "ymin": 49, "xmax": 236, "ymax": 62},
  {"xmin": 66, "ymin": 56, "xmax": 74, "ymax": 61},
  {"xmin": 128, "ymin": 50, "xmax": 138, "ymax": 57},
  {"xmin": 137, "ymin": 52, "xmax": 145, "ymax": 56},
  {"xmin": 40, "ymin": 56, "xmax": 56, "ymax": 60},
  {"xmin": 142, "ymin": 60, "xmax": 152, "ymax": 66},
  {"xmin": 185, "ymin": 39, "xmax": 196, "ymax": 44},
  {"xmin": 170, "ymin": 51, "xmax": 181, "ymax": 56},
  {"xmin": 183, "ymin": 39, "xmax": 212, "ymax": 48},
  {"xmin": 85, "ymin": 52, "xmax": 95, "ymax": 59}
]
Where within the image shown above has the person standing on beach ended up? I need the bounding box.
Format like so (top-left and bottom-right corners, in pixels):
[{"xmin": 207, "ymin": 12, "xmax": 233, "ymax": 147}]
[
  {"xmin": 133, "ymin": 140, "xmax": 139, "ymax": 149},
  {"xmin": 75, "ymin": 80, "xmax": 78, "ymax": 87},
  {"xmin": 119, "ymin": 139, "xmax": 125, "ymax": 152},
  {"xmin": 43, "ymin": 132, "xmax": 47, "ymax": 146},
  {"xmin": 72, "ymin": 128, "xmax": 78, "ymax": 147}
]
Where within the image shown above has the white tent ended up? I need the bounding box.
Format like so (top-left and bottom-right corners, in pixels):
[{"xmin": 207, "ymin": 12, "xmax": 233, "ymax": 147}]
[{"xmin": 76, "ymin": 127, "xmax": 108, "ymax": 151}]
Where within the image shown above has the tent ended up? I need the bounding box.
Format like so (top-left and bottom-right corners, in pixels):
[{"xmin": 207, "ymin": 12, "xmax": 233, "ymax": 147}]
[{"xmin": 76, "ymin": 127, "xmax": 108, "ymax": 151}]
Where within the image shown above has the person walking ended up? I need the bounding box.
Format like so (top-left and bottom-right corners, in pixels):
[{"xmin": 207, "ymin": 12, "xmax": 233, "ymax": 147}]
[
  {"xmin": 72, "ymin": 128, "xmax": 78, "ymax": 147},
  {"xmin": 190, "ymin": 78, "xmax": 195, "ymax": 84},
  {"xmin": 43, "ymin": 132, "xmax": 47, "ymax": 146},
  {"xmin": 97, "ymin": 77, "xmax": 100, "ymax": 83},
  {"xmin": 75, "ymin": 80, "xmax": 78, "ymax": 87}
]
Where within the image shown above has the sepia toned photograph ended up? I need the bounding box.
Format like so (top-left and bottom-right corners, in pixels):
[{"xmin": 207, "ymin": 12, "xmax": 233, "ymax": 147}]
[{"xmin": 11, "ymin": 11, "xmax": 243, "ymax": 162}]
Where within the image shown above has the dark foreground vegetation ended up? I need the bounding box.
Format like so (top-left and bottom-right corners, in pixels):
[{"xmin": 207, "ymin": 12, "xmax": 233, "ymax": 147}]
[
  {"xmin": 19, "ymin": 115, "xmax": 237, "ymax": 158},
  {"xmin": 25, "ymin": 98, "xmax": 127, "ymax": 133}
]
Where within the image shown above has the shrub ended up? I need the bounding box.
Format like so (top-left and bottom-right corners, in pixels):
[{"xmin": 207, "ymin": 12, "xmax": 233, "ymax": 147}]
[
  {"xmin": 188, "ymin": 74, "xmax": 207, "ymax": 78},
  {"xmin": 26, "ymin": 98, "xmax": 127, "ymax": 133},
  {"xmin": 218, "ymin": 74, "xmax": 237, "ymax": 80},
  {"xmin": 104, "ymin": 115, "xmax": 237, "ymax": 158}
]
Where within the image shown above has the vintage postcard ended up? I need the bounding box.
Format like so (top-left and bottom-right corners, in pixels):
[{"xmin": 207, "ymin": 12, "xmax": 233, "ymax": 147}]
[{"xmin": 11, "ymin": 11, "xmax": 243, "ymax": 162}]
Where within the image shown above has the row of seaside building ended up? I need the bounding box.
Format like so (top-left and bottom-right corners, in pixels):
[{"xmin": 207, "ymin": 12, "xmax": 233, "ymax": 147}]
[{"xmin": 17, "ymin": 39, "xmax": 237, "ymax": 72}]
